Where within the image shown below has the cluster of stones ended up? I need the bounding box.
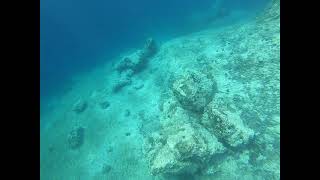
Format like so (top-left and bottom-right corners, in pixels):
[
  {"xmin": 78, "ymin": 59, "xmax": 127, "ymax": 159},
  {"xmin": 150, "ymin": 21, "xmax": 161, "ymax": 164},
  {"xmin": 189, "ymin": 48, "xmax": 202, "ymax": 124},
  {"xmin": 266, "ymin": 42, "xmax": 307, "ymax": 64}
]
[{"xmin": 144, "ymin": 70, "xmax": 254, "ymax": 176}]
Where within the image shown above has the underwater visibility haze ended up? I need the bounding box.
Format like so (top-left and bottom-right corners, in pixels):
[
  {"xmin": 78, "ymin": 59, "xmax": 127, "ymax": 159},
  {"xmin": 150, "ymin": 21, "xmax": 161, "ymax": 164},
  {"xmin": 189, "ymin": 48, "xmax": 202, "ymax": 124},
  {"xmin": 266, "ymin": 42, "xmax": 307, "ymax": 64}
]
[{"xmin": 40, "ymin": 0, "xmax": 280, "ymax": 179}]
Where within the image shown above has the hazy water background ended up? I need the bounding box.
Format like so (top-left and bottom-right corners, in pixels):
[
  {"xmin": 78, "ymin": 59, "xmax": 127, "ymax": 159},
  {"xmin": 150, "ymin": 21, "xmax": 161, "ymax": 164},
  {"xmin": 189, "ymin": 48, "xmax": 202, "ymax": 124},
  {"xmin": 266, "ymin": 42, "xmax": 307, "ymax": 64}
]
[{"xmin": 40, "ymin": 0, "xmax": 269, "ymax": 112}]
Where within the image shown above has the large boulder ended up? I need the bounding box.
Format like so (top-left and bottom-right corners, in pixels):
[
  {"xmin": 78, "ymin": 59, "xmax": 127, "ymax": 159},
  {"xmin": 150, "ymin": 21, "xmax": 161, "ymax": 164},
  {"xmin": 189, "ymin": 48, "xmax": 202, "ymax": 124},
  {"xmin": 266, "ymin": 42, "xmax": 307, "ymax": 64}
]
[
  {"xmin": 145, "ymin": 122, "xmax": 225, "ymax": 176},
  {"xmin": 172, "ymin": 70, "xmax": 217, "ymax": 113},
  {"xmin": 201, "ymin": 102, "xmax": 255, "ymax": 148}
]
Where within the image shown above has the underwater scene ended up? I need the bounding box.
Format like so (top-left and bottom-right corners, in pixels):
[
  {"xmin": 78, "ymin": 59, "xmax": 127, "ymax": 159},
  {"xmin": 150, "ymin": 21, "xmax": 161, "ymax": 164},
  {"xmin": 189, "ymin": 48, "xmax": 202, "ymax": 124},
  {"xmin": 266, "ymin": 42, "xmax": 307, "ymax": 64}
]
[{"xmin": 40, "ymin": 0, "xmax": 280, "ymax": 179}]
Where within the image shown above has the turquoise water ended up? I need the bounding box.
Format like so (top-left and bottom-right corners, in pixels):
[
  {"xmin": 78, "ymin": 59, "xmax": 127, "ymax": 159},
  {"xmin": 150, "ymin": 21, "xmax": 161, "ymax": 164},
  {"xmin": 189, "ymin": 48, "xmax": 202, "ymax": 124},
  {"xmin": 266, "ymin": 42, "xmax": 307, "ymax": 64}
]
[{"xmin": 40, "ymin": 0, "xmax": 279, "ymax": 179}]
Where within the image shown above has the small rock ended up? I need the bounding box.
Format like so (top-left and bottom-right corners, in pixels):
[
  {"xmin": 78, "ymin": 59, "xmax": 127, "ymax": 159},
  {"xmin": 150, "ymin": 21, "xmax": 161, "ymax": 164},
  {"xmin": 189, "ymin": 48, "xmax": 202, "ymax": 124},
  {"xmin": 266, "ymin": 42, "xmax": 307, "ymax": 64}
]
[
  {"xmin": 133, "ymin": 83, "xmax": 144, "ymax": 90},
  {"xmin": 48, "ymin": 145, "xmax": 54, "ymax": 152},
  {"xmin": 67, "ymin": 127, "xmax": 85, "ymax": 149},
  {"xmin": 72, "ymin": 100, "xmax": 88, "ymax": 113},
  {"xmin": 107, "ymin": 147, "xmax": 113, "ymax": 153},
  {"xmin": 100, "ymin": 100, "xmax": 110, "ymax": 109},
  {"xmin": 102, "ymin": 164, "xmax": 112, "ymax": 174},
  {"xmin": 124, "ymin": 109, "xmax": 131, "ymax": 117},
  {"xmin": 125, "ymin": 132, "xmax": 131, "ymax": 136}
]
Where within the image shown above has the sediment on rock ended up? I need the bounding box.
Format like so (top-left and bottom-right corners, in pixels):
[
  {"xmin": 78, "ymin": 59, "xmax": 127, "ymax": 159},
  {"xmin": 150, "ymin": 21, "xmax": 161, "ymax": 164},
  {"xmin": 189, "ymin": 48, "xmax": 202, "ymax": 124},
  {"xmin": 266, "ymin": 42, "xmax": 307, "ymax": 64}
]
[
  {"xmin": 201, "ymin": 102, "xmax": 254, "ymax": 148},
  {"xmin": 172, "ymin": 70, "xmax": 217, "ymax": 113}
]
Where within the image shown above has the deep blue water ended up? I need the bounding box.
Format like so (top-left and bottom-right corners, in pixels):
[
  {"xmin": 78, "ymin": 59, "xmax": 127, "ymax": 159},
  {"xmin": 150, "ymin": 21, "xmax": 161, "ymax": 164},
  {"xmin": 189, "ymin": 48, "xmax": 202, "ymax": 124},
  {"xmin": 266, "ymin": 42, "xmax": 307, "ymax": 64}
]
[{"xmin": 40, "ymin": 0, "xmax": 269, "ymax": 108}]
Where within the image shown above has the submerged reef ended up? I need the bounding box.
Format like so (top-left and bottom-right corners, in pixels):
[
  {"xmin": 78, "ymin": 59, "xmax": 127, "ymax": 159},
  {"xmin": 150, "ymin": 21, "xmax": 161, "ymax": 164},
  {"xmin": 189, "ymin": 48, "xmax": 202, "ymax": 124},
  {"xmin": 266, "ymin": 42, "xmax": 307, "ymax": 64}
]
[
  {"xmin": 144, "ymin": 69, "xmax": 255, "ymax": 177},
  {"xmin": 67, "ymin": 127, "xmax": 85, "ymax": 150},
  {"xmin": 145, "ymin": 122, "xmax": 225, "ymax": 175},
  {"xmin": 172, "ymin": 70, "xmax": 217, "ymax": 113},
  {"xmin": 41, "ymin": 0, "xmax": 279, "ymax": 178},
  {"xmin": 112, "ymin": 38, "xmax": 158, "ymax": 92}
]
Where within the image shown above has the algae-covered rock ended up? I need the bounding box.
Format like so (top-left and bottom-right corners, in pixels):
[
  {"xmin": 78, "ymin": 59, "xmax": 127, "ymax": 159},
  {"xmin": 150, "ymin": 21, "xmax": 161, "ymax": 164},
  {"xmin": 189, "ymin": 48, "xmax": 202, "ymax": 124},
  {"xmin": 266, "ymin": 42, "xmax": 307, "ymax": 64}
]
[
  {"xmin": 172, "ymin": 70, "xmax": 217, "ymax": 113},
  {"xmin": 201, "ymin": 102, "xmax": 254, "ymax": 148},
  {"xmin": 145, "ymin": 122, "xmax": 225, "ymax": 176},
  {"xmin": 67, "ymin": 127, "xmax": 85, "ymax": 149}
]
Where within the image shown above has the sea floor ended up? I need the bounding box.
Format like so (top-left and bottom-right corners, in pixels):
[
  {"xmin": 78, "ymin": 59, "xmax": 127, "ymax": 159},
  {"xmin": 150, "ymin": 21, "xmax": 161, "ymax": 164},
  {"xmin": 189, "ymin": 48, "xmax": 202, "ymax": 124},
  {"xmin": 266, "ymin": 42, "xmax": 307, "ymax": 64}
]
[{"xmin": 40, "ymin": 4, "xmax": 280, "ymax": 180}]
